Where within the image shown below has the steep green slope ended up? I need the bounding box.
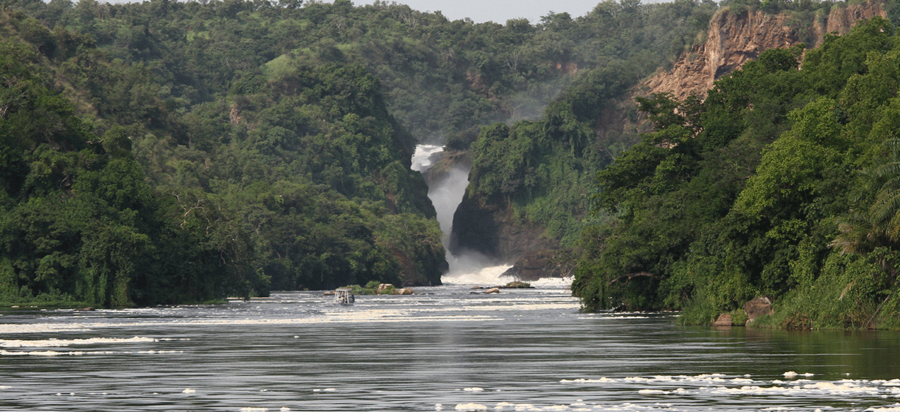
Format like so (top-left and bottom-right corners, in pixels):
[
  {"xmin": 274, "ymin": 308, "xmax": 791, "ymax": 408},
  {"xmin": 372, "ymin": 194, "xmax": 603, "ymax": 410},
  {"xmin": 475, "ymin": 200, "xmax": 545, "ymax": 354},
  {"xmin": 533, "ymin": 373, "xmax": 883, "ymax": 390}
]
[
  {"xmin": 7, "ymin": 0, "xmax": 714, "ymax": 146},
  {"xmin": 450, "ymin": 0, "xmax": 717, "ymax": 261},
  {"xmin": 575, "ymin": 16, "xmax": 900, "ymax": 329},
  {"xmin": 161, "ymin": 61, "xmax": 446, "ymax": 290},
  {"xmin": 0, "ymin": 32, "xmax": 238, "ymax": 307},
  {"xmin": 2, "ymin": 0, "xmax": 721, "ymax": 303},
  {"xmin": 0, "ymin": 5, "xmax": 445, "ymax": 306}
]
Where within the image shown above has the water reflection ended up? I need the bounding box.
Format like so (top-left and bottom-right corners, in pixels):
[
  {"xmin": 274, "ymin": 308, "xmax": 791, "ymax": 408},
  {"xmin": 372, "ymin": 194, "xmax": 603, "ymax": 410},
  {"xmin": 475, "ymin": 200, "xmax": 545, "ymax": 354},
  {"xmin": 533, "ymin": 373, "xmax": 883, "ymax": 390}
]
[{"xmin": 0, "ymin": 286, "xmax": 898, "ymax": 411}]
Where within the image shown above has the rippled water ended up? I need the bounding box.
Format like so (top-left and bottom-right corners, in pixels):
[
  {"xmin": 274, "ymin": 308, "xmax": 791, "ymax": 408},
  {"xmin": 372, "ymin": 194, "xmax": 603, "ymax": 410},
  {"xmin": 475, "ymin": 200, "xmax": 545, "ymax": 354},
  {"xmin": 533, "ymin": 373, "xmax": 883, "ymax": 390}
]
[{"xmin": 2, "ymin": 280, "xmax": 900, "ymax": 411}]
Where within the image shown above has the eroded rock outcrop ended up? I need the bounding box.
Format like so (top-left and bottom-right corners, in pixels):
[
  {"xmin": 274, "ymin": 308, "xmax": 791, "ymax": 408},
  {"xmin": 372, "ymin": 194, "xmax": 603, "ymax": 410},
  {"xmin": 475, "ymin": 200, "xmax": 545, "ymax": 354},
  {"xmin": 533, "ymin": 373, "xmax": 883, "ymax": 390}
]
[
  {"xmin": 743, "ymin": 296, "xmax": 774, "ymax": 321},
  {"xmin": 713, "ymin": 313, "xmax": 734, "ymax": 326},
  {"xmin": 452, "ymin": 3, "xmax": 885, "ymax": 280},
  {"xmin": 643, "ymin": 3, "xmax": 886, "ymax": 102}
]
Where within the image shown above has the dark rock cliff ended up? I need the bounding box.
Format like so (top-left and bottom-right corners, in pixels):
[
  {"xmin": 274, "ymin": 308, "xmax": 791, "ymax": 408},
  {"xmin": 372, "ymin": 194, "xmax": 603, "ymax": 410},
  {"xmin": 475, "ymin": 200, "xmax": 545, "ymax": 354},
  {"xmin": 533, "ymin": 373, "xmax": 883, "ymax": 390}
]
[{"xmin": 449, "ymin": 195, "xmax": 557, "ymax": 263}]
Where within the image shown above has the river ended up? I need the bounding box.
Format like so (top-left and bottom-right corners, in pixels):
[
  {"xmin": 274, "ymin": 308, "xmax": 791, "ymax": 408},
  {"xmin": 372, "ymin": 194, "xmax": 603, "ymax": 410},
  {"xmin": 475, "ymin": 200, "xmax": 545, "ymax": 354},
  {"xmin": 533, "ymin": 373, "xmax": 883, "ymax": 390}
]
[{"xmin": 1, "ymin": 276, "xmax": 900, "ymax": 411}]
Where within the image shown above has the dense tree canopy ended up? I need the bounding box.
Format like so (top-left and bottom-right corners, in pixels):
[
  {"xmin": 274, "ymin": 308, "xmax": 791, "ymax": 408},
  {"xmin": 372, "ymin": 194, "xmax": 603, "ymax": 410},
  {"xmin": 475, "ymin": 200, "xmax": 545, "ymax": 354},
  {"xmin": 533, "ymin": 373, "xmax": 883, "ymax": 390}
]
[
  {"xmin": 11, "ymin": 0, "xmax": 893, "ymax": 325},
  {"xmin": 574, "ymin": 16, "xmax": 900, "ymax": 329},
  {"xmin": 0, "ymin": 4, "xmax": 448, "ymax": 306},
  {"xmin": 0, "ymin": 0, "xmax": 719, "ymax": 306}
]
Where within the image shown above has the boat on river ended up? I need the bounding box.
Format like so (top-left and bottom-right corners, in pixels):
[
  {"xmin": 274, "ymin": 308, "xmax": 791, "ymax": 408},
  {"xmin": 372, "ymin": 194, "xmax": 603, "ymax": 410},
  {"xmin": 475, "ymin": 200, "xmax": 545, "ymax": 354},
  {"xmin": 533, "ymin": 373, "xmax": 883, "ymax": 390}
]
[{"xmin": 334, "ymin": 288, "xmax": 355, "ymax": 305}]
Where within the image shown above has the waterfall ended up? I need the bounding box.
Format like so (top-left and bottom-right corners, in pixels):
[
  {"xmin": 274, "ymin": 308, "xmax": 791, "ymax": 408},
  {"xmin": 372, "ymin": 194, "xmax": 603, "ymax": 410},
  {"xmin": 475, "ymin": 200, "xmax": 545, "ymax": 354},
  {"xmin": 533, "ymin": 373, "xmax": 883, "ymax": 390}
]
[
  {"xmin": 410, "ymin": 144, "xmax": 462, "ymax": 238},
  {"xmin": 410, "ymin": 144, "xmax": 511, "ymax": 285}
]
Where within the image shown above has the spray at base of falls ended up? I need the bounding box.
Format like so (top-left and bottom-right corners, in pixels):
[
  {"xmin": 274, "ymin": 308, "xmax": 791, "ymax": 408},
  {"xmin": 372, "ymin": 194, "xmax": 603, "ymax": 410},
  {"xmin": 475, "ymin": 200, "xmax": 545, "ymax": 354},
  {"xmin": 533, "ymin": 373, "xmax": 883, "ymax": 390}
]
[{"xmin": 411, "ymin": 144, "xmax": 512, "ymax": 285}]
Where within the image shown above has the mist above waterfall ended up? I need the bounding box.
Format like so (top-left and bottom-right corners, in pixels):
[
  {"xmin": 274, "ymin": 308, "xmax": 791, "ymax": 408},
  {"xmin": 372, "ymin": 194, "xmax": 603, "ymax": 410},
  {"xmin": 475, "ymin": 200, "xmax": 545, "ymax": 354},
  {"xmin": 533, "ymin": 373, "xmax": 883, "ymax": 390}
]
[
  {"xmin": 428, "ymin": 168, "xmax": 467, "ymax": 239},
  {"xmin": 410, "ymin": 144, "xmax": 510, "ymax": 283}
]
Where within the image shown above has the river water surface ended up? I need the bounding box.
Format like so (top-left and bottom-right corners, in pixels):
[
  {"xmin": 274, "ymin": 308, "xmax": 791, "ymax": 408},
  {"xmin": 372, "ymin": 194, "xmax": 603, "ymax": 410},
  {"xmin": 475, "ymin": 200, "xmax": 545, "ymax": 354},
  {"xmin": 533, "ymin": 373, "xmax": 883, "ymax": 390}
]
[{"xmin": 2, "ymin": 278, "xmax": 900, "ymax": 411}]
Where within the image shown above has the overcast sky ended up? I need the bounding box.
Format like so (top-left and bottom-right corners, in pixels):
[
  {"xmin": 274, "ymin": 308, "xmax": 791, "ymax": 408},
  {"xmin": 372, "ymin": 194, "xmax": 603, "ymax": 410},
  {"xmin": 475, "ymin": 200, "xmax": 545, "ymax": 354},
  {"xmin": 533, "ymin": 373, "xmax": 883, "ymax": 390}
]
[{"xmin": 349, "ymin": 0, "xmax": 607, "ymax": 24}]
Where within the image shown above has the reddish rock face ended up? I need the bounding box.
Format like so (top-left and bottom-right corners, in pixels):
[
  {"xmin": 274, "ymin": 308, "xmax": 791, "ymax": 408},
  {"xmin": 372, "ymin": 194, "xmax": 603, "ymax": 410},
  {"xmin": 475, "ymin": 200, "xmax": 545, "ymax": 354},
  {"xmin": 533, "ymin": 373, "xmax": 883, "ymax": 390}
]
[
  {"xmin": 452, "ymin": 2, "xmax": 887, "ymax": 280},
  {"xmin": 641, "ymin": 3, "xmax": 886, "ymax": 103},
  {"xmin": 713, "ymin": 313, "xmax": 734, "ymax": 326},
  {"xmin": 743, "ymin": 296, "xmax": 774, "ymax": 321}
]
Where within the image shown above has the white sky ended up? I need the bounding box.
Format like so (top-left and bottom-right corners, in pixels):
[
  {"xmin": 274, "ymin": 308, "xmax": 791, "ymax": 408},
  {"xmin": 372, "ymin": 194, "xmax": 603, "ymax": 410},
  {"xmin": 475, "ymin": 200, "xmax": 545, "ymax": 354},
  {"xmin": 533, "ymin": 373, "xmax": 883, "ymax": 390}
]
[{"xmin": 350, "ymin": 0, "xmax": 606, "ymax": 24}]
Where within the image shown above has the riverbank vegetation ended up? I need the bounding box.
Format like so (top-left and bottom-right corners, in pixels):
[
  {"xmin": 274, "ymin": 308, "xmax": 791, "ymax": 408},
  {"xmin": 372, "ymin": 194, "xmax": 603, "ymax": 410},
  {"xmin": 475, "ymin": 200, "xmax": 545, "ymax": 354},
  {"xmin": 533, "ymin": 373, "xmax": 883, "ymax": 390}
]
[
  {"xmin": 5, "ymin": 0, "xmax": 900, "ymax": 330},
  {"xmin": 0, "ymin": 2, "xmax": 454, "ymax": 307},
  {"xmin": 0, "ymin": 0, "xmax": 717, "ymax": 307},
  {"xmin": 573, "ymin": 16, "xmax": 900, "ymax": 330}
]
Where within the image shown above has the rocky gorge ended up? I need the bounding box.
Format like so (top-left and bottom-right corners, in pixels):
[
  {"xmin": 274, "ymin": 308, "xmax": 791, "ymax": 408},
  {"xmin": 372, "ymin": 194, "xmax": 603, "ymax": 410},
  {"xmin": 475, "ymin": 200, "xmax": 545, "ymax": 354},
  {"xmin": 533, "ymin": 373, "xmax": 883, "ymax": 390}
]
[{"xmin": 445, "ymin": 2, "xmax": 890, "ymax": 282}]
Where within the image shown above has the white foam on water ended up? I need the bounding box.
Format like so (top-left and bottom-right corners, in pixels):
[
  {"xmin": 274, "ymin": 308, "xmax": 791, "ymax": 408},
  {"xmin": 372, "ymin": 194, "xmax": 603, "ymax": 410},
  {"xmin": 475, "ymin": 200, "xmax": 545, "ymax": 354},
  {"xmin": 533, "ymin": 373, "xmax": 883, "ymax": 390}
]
[
  {"xmin": 556, "ymin": 373, "xmax": 900, "ymax": 409},
  {"xmin": 182, "ymin": 388, "xmax": 195, "ymax": 394},
  {"xmin": 455, "ymin": 404, "xmax": 488, "ymax": 411},
  {"xmin": 0, "ymin": 324, "xmax": 92, "ymax": 334},
  {"xmin": 459, "ymin": 303, "xmax": 579, "ymax": 312},
  {"xmin": 137, "ymin": 350, "xmax": 184, "ymax": 354},
  {"xmin": 442, "ymin": 265, "xmax": 513, "ymax": 285},
  {"xmin": 411, "ymin": 144, "xmax": 444, "ymax": 172},
  {"xmin": 463, "ymin": 387, "xmax": 484, "ymax": 392},
  {"xmin": 529, "ymin": 277, "xmax": 573, "ymax": 289},
  {"xmin": 560, "ymin": 378, "xmax": 616, "ymax": 384},
  {"xmin": 0, "ymin": 348, "xmax": 182, "ymax": 356},
  {"xmin": 0, "ymin": 350, "xmax": 77, "ymax": 356},
  {"xmin": 239, "ymin": 408, "xmax": 267, "ymax": 412},
  {"xmin": 0, "ymin": 336, "xmax": 156, "ymax": 347},
  {"xmin": 0, "ymin": 310, "xmax": 507, "ymax": 334},
  {"xmin": 870, "ymin": 405, "xmax": 900, "ymax": 411}
]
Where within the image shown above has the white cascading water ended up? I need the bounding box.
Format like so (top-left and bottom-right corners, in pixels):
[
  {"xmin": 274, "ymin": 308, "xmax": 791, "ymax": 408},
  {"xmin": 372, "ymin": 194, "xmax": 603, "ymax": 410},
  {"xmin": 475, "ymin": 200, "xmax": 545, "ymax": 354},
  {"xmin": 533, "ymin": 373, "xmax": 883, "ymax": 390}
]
[{"xmin": 411, "ymin": 144, "xmax": 512, "ymax": 285}]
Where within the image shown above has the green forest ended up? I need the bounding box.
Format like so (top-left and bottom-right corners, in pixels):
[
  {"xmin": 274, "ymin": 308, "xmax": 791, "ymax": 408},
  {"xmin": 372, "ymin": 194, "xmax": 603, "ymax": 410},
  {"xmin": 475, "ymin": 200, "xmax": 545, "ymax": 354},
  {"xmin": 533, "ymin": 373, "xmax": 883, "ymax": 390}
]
[
  {"xmin": 4, "ymin": 0, "xmax": 900, "ymax": 330},
  {"xmin": 573, "ymin": 16, "xmax": 900, "ymax": 330},
  {"xmin": 0, "ymin": 0, "xmax": 715, "ymax": 307}
]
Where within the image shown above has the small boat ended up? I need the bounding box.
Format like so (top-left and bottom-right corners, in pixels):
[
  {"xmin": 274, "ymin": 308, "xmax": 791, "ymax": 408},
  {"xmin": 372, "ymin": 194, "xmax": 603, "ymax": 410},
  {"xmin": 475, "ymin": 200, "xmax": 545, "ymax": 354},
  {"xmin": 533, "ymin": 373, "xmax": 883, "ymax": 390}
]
[{"xmin": 334, "ymin": 288, "xmax": 355, "ymax": 306}]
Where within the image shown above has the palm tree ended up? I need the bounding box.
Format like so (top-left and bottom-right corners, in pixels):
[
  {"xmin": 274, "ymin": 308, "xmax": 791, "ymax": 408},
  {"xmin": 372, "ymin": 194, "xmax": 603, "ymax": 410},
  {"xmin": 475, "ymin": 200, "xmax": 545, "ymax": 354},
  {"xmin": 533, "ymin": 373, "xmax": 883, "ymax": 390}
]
[
  {"xmin": 832, "ymin": 140, "xmax": 900, "ymax": 255},
  {"xmin": 869, "ymin": 139, "xmax": 900, "ymax": 241}
]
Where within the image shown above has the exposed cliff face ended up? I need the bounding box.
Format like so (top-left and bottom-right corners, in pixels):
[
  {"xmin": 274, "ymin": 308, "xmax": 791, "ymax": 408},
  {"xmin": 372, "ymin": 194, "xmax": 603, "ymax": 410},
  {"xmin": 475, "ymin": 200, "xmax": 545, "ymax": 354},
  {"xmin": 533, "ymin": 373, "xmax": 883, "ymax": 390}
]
[
  {"xmin": 643, "ymin": 3, "xmax": 886, "ymax": 102},
  {"xmin": 818, "ymin": 2, "xmax": 887, "ymax": 36},
  {"xmin": 451, "ymin": 2, "xmax": 886, "ymax": 278},
  {"xmin": 449, "ymin": 195, "xmax": 557, "ymax": 264}
]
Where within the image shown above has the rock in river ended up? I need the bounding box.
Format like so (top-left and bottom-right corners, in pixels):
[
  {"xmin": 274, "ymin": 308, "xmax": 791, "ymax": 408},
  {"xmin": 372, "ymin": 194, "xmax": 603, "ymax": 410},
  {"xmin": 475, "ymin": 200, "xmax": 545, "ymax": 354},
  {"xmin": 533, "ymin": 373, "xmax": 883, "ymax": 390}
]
[
  {"xmin": 743, "ymin": 297, "xmax": 774, "ymax": 321},
  {"xmin": 713, "ymin": 313, "xmax": 733, "ymax": 326}
]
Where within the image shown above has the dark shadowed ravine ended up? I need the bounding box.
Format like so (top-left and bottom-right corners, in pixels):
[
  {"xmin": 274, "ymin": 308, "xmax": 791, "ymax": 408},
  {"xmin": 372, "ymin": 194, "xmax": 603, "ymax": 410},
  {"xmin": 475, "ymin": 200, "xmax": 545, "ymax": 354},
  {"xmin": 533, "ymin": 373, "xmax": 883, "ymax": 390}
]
[{"xmin": 1, "ymin": 278, "xmax": 900, "ymax": 411}]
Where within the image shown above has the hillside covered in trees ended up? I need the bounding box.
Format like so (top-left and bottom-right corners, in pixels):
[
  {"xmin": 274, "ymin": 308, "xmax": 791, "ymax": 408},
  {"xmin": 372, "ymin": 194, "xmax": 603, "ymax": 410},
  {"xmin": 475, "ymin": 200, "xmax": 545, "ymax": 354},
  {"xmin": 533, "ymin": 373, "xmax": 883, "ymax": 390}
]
[
  {"xmin": 446, "ymin": 0, "xmax": 900, "ymax": 329},
  {"xmin": 6, "ymin": 0, "xmax": 900, "ymax": 330},
  {"xmin": 0, "ymin": 0, "xmax": 717, "ymax": 307},
  {"xmin": 0, "ymin": 0, "xmax": 702, "ymax": 307},
  {"xmin": 574, "ymin": 15, "xmax": 900, "ymax": 329}
]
